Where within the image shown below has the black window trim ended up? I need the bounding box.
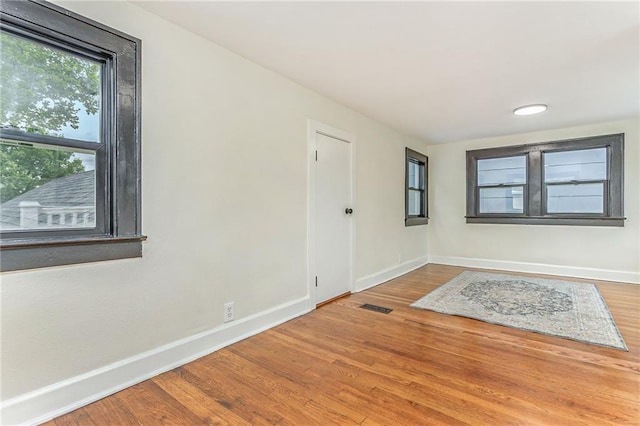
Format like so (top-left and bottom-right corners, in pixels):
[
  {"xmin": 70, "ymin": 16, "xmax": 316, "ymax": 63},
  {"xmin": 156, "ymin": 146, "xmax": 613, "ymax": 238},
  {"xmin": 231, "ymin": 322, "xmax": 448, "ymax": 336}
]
[
  {"xmin": 405, "ymin": 147, "xmax": 429, "ymax": 226},
  {"xmin": 466, "ymin": 133, "xmax": 625, "ymax": 227},
  {"xmin": 0, "ymin": 0, "xmax": 145, "ymax": 271}
]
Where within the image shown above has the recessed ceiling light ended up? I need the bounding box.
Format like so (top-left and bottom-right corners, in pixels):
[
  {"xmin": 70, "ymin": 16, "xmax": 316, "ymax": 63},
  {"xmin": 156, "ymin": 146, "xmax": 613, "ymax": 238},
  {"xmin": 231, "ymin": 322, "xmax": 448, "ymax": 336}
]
[{"xmin": 513, "ymin": 104, "xmax": 548, "ymax": 116}]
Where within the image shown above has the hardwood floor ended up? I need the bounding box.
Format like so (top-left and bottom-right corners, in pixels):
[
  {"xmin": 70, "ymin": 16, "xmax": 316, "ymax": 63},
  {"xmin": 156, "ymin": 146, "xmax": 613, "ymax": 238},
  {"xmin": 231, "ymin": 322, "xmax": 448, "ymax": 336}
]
[{"xmin": 49, "ymin": 264, "xmax": 639, "ymax": 425}]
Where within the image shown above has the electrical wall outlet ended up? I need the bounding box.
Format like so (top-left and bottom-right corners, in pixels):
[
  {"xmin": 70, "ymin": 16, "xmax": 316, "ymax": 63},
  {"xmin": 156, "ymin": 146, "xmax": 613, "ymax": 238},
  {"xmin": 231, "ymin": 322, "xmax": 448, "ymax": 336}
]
[{"xmin": 224, "ymin": 302, "xmax": 234, "ymax": 322}]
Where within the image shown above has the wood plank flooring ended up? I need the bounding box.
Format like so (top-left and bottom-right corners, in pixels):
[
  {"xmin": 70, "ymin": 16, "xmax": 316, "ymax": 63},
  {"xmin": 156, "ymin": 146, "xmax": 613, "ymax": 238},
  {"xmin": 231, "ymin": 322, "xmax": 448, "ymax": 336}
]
[{"xmin": 48, "ymin": 264, "xmax": 640, "ymax": 425}]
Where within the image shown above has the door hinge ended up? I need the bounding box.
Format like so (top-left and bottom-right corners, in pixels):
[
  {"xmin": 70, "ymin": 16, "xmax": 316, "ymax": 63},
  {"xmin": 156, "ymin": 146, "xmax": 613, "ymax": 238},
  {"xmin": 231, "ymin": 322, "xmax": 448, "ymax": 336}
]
[
  {"xmin": 315, "ymin": 150, "xmax": 318, "ymax": 161},
  {"xmin": 315, "ymin": 276, "xmax": 318, "ymax": 287}
]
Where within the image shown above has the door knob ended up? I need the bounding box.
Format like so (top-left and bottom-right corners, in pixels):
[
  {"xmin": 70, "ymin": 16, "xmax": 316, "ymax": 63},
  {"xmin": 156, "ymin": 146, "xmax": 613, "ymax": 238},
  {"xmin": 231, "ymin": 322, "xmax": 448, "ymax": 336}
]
[{"xmin": 345, "ymin": 208, "xmax": 353, "ymax": 215}]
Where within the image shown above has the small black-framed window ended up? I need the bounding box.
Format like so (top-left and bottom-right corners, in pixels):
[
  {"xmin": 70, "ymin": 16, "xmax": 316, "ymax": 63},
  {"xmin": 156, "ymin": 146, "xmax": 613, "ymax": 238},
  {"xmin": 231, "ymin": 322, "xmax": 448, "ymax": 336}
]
[
  {"xmin": 466, "ymin": 134, "xmax": 624, "ymax": 227},
  {"xmin": 405, "ymin": 148, "xmax": 428, "ymax": 226},
  {"xmin": 0, "ymin": 0, "xmax": 145, "ymax": 271}
]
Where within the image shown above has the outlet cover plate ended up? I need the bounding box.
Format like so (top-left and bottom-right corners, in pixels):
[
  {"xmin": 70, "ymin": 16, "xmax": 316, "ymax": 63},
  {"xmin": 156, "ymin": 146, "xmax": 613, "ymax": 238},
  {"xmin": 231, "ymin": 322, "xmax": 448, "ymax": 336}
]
[{"xmin": 224, "ymin": 302, "xmax": 234, "ymax": 322}]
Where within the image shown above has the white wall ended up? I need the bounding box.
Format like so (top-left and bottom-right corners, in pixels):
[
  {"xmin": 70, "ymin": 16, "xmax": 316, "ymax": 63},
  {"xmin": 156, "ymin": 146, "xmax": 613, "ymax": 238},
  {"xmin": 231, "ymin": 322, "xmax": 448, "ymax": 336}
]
[
  {"xmin": 355, "ymin": 119, "xmax": 429, "ymax": 289},
  {"xmin": 0, "ymin": 1, "xmax": 429, "ymax": 422},
  {"xmin": 428, "ymin": 119, "xmax": 640, "ymax": 283}
]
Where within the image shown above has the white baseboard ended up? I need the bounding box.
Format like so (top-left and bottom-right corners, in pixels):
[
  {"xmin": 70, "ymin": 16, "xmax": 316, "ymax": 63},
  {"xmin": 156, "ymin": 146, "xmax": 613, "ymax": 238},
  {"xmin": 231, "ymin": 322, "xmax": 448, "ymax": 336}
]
[
  {"xmin": 428, "ymin": 255, "xmax": 640, "ymax": 284},
  {"xmin": 355, "ymin": 256, "xmax": 429, "ymax": 292},
  {"xmin": 0, "ymin": 297, "xmax": 310, "ymax": 426}
]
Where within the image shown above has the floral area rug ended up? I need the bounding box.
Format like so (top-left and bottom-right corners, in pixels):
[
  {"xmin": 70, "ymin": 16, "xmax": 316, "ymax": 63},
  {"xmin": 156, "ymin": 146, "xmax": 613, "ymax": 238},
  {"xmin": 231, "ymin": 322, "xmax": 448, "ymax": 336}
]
[{"xmin": 411, "ymin": 271, "xmax": 627, "ymax": 350}]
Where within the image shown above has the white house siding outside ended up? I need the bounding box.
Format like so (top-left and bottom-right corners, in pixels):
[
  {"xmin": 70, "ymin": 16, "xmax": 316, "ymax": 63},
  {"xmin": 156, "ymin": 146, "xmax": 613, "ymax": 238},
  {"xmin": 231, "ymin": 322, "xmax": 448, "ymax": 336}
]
[{"xmin": 0, "ymin": 170, "xmax": 96, "ymax": 231}]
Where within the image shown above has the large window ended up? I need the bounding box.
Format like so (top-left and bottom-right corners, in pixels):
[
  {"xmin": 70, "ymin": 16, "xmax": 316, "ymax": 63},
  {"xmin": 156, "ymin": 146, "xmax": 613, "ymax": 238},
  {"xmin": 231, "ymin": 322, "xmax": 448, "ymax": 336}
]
[
  {"xmin": 0, "ymin": 1, "xmax": 144, "ymax": 271},
  {"xmin": 405, "ymin": 148, "xmax": 428, "ymax": 226},
  {"xmin": 466, "ymin": 134, "xmax": 624, "ymax": 226}
]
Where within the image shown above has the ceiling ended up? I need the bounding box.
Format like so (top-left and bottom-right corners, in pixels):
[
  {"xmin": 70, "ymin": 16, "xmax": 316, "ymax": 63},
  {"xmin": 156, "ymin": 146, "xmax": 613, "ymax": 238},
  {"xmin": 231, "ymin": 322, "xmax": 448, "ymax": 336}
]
[{"xmin": 134, "ymin": 1, "xmax": 640, "ymax": 144}]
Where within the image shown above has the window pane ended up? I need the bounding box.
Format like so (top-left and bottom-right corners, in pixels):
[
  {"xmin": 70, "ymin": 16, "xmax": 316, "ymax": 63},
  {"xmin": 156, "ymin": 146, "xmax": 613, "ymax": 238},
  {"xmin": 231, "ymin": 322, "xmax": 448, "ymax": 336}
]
[
  {"xmin": 0, "ymin": 142, "xmax": 96, "ymax": 231},
  {"xmin": 479, "ymin": 186, "xmax": 524, "ymax": 214},
  {"xmin": 544, "ymin": 148, "xmax": 606, "ymax": 183},
  {"xmin": 408, "ymin": 160, "xmax": 421, "ymax": 188},
  {"xmin": 0, "ymin": 31, "xmax": 102, "ymax": 142},
  {"xmin": 547, "ymin": 183, "xmax": 604, "ymax": 214},
  {"xmin": 408, "ymin": 189, "xmax": 422, "ymax": 216},
  {"xmin": 478, "ymin": 156, "xmax": 526, "ymax": 186}
]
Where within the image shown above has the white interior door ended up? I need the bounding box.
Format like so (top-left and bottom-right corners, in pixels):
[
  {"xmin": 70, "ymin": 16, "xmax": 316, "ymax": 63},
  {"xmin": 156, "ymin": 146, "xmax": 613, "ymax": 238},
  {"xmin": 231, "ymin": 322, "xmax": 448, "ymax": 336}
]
[{"xmin": 315, "ymin": 132, "xmax": 352, "ymax": 304}]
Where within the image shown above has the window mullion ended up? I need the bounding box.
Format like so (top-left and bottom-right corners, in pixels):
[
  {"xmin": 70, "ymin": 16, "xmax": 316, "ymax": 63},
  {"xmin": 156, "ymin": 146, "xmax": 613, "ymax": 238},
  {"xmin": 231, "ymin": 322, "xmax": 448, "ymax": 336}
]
[{"xmin": 528, "ymin": 150, "xmax": 542, "ymax": 216}]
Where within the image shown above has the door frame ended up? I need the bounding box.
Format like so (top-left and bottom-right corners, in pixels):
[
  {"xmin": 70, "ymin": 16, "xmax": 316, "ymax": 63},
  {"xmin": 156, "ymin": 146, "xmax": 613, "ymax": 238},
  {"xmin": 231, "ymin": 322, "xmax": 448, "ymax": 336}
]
[{"xmin": 307, "ymin": 120, "xmax": 356, "ymax": 309}]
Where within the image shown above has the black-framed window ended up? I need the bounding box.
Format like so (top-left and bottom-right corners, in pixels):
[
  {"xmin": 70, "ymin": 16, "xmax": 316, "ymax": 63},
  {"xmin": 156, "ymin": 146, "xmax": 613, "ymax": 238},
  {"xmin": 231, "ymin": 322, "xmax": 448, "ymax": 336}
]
[
  {"xmin": 466, "ymin": 134, "xmax": 624, "ymax": 227},
  {"xmin": 0, "ymin": 0, "xmax": 144, "ymax": 271},
  {"xmin": 405, "ymin": 148, "xmax": 428, "ymax": 226}
]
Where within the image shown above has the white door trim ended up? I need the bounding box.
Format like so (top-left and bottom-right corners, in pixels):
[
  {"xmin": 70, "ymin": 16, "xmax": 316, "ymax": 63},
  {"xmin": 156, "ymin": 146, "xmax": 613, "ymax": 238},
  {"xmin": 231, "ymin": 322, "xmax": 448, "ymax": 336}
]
[{"xmin": 307, "ymin": 120, "xmax": 356, "ymax": 309}]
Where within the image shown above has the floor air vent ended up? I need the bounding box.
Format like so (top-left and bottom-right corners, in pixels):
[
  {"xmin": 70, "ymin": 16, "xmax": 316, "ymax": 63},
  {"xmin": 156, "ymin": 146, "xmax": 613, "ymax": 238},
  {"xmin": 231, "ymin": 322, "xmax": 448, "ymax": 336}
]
[{"xmin": 360, "ymin": 304, "xmax": 393, "ymax": 314}]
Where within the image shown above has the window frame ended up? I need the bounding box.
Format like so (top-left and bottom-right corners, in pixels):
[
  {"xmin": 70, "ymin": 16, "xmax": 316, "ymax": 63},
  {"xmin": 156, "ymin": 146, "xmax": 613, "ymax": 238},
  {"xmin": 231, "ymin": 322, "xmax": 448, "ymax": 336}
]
[
  {"xmin": 0, "ymin": 0, "xmax": 145, "ymax": 271},
  {"xmin": 0, "ymin": 28, "xmax": 110, "ymax": 240},
  {"xmin": 475, "ymin": 154, "xmax": 528, "ymax": 217},
  {"xmin": 405, "ymin": 147, "xmax": 429, "ymax": 226},
  {"xmin": 466, "ymin": 134, "xmax": 624, "ymax": 227}
]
